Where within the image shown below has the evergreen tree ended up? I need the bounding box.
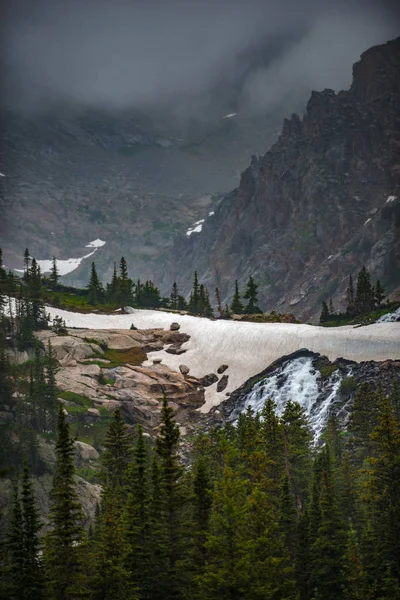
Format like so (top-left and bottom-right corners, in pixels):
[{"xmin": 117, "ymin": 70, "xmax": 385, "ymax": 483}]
[
  {"xmin": 215, "ymin": 287, "xmax": 223, "ymax": 317},
  {"xmin": 343, "ymin": 525, "xmax": 365, "ymax": 600},
  {"xmin": 170, "ymin": 282, "xmax": 179, "ymax": 310},
  {"xmin": 155, "ymin": 396, "xmax": 189, "ymax": 599},
  {"xmin": 43, "ymin": 405, "xmax": 84, "ymax": 600},
  {"xmin": 230, "ymin": 280, "xmax": 244, "ymax": 314},
  {"xmin": 100, "ymin": 408, "xmax": 132, "ymax": 494},
  {"xmin": 355, "ymin": 266, "xmax": 374, "ymax": 313},
  {"xmin": 329, "ymin": 297, "xmax": 334, "ymax": 315},
  {"xmin": 243, "ymin": 276, "xmax": 261, "ymax": 314},
  {"xmin": 123, "ymin": 424, "xmax": 152, "ymax": 597},
  {"xmin": 279, "ymin": 473, "xmax": 298, "ymax": 560},
  {"xmin": 346, "ymin": 274, "xmax": 355, "ymax": 313},
  {"xmin": 49, "ymin": 256, "xmax": 60, "ymax": 289},
  {"xmin": 374, "ymin": 280, "xmax": 385, "ymax": 306},
  {"xmin": 188, "ymin": 271, "xmax": 200, "ymax": 315},
  {"xmin": 5, "ymin": 483, "xmax": 25, "ymax": 600},
  {"xmin": 23, "ymin": 248, "xmax": 31, "ymax": 280},
  {"xmin": 87, "ymin": 262, "xmax": 103, "ymax": 305},
  {"xmin": 20, "ymin": 463, "xmax": 43, "ymax": 599},
  {"xmin": 319, "ymin": 301, "xmax": 329, "ymax": 324},
  {"xmin": 44, "ymin": 340, "xmax": 59, "ymax": 434},
  {"xmin": 310, "ymin": 447, "xmax": 346, "ymax": 600},
  {"xmin": 106, "ymin": 262, "xmax": 119, "ymax": 304},
  {"xmin": 118, "ymin": 257, "xmax": 133, "ymax": 309}
]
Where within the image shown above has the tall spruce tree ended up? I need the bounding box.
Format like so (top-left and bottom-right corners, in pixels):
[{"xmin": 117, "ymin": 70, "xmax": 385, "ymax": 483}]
[
  {"xmin": 230, "ymin": 280, "xmax": 244, "ymax": 314},
  {"xmin": 100, "ymin": 407, "xmax": 132, "ymax": 495},
  {"xmin": 118, "ymin": 257, "xmax": 133, "ymax": 309},
  {"xmin": 188, "ymin": 271, "xmax": 200, "ymax": 315},
  {"xmin": 170, "ymin": 282, "xmax": 179, "ymax": 310},
  {"xmin": 374, "ymin": 280, "xmax": 385, "ymax": 306},
  {"xmin": 49, "ymin": 256, "xmax": 60, "ymax": 289},
  {"xmin": 243, "ymin": 276, "xmax": 261, "ymax": 314},
  {"xmin": 355, "ymin": 266, "xmax": 374, "ymax": 313},
  {"xmin": 43, "ymin": 405, "xmax": 84, "ymax": 600},
  {"xmin": 87, "ymin": 262, "xmax": 103, "ymax": 305},
  {"xmin": 320, "ymin": 301, "xmax": 329, "ymax": 324},
  {"xmin": 20, "ymin": 463, "xmax": 43, "ymax": 599}
]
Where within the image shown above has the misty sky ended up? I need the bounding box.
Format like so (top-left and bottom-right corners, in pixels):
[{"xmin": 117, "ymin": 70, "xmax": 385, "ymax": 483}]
[{"xmin": 1, "ymin": 0, "xmax": 399, "ymax": 116}]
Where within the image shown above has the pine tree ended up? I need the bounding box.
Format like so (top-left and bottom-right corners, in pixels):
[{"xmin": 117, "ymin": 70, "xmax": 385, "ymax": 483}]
[
  {"xmin": 374, "ymin": 280, "xmax": 385, "ymax": 306},
  {"xmin": 343, "ymin": 525, "xmax": 365, "ymax": 600},
  {"xmin": 106, "ymin": 262, "xmax": 119, "ymax": 304},
  {"xmin": 155, "ymin": 396, "xmax": 189, "ymax": 599},
  {"xmin": 230, "ymin": 280, "xmax": 244, "ymax": 314},
  {"xmin": 118, "ymin": 257, "xmax": 133, "ymax": 309},
  {"xmin": 319, "ymin": 301, "xmax": 329, "ymax": 324},
  {"xmin": 23, "ymin": 248, "xmax": 31, "ymax": 280},
  {"xmin": 87, "ymin": 262, "xmax": 103, "ymax": 305},
  {"xmin": 310, "ymin": 447, "xmax": 346, "ymax": 600},
  {"xmin": 49, "ymin": 256, "xmax": 60, "ymax": 289},
  {"xmin": 355, "ymin": 266, "xmax": 374, "ymax": 313},
  {"xmin": 20, "ymin": 463, "xmax": 43, "ymax": 599},
  {"xmin": 43, "ymin": 405, "xmax": 84, "ymax": 600},
  {"xmin": 346, "ymin": 274, "xmax": 355, "ymax": 313},
  {"xmin": 188, "ymin": 271, "xmax": 200, "ymax": 315},
  {"xmin": 215, "ymin": 287, "xmax": 223, "ymax": 317},
  {"xmin": 191, "ymin": 456, "xmax": 213, "ymax": 577},
  {"xmin": 170, "ymin": 282, "xmax": 179, "ymax": 310},
  {"xmin": 123, "ymin": 424, "xmax": 152, "ymax": 597},
  {"xmin": 100, "ymin": 408, "xmax": 132, "ymax": 494},
  {"xmin": 5, "ymin": 483, "xmax": 25, "ymax": 600},
  {"xmin": 243, "ymin": 276, "xmax": 261, "ymax": 314},
  {"xmin": 279, "ymin": 473, "xmax": 298, "ymax": 560},
  {"xmin": 44, "ymin": 340, "xmax": 59, "ymax": 434}
]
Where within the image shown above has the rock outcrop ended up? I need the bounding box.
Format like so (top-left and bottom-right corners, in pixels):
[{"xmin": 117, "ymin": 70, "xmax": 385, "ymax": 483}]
[{"xmin": 163, "ymin": 37, "xmax": 400, "ymax": 322}]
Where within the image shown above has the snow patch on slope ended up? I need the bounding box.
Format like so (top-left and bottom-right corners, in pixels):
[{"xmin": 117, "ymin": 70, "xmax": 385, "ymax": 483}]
[
  {"xmin": 386, "ymin": 195, "xmax": 397, "ymax": 203},
  {"xmin": 186, "ymin": 219, "xmax": 205, "ymax": 236},
  {"xmin": 86, "ymin": 239, "xmax": 106, "ymax": 248},
  {"xmin": 45, "ymin": 307, "xmax": 400, "ymax": 412}
]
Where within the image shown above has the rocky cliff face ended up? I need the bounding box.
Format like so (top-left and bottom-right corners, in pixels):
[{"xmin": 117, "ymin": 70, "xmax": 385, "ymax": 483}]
[{"xmin": 163, "ymin": 38, "xmax": 400, "ymax": 321}]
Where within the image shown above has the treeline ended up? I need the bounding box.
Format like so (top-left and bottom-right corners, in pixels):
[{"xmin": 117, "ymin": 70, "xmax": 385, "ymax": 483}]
[
  {"xmin": 2, "ymin": 381, "xmax": 400, "ymax": 599},
  {"xmin": 3, "ymin": 248, "xmax": 265, "ymax": 318},
  {"xmin": 320, "ymin": 266, "xmax": 387, "ymax": 324}
]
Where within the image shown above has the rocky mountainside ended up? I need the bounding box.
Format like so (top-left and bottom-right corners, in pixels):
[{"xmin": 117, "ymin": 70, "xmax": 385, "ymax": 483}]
[
  {"xmin": 0, "ymin": 103, "xmax": 285, "ymax": 285},
  {"xmin": 163, "ymin": 37, "xmax": 400, "ymax": 321}
]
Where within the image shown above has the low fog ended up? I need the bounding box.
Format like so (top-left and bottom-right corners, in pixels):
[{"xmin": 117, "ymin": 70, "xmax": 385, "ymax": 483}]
[{"xmin": 1, "ymin": 0, "xmax": 399, "ymax": 117}]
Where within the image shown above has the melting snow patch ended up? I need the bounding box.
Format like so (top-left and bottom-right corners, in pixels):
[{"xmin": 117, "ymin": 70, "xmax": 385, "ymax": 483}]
[
  {"xmin": 222, "ymin": 113, "xmax": 236, "ymax": 119},
  {"xmin": 86, "ymin": 239, "xmax": 106, "ymax": 248},
  {"xmin": 0, "ymin": 172, "xmax": 5, "ymax": 177},
  {"xmin": 42, "ymin": 306, "xmax": 400, "ymax": 412},
  {"xmin": 364, "ymin": 218, "xmax": 371, "ymax": 226},
  {"xmin": 186, "ymin": 219, "xmax": 205, "ymax": 236},
  {"xmin": 386, "ymin": 195, "xmax": 397, "ymax": 204},
  {"xmin": 208, "ymin": 211, "xmax": 215, "ymax": 217},
  {"xmin": 37, "ymin": 251, "xmax": 97, "ymax": 276}
]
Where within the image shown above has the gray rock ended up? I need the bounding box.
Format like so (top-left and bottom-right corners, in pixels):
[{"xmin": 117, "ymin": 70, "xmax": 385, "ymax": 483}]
[
  {"xmin": 74, "ymin": 440, "xmax": 100, "ymax": 461},
  {"xmin": 217, "ymin": 375, "xmax": 229, "ymax": 392},
  {"xmin": 179, "ymin": 364, "xmax": 190, "ymax": 375},
  {"xmin": 199, "ymin": 373, "xmax": 218, "ymax": 387},
  {"xmin": 153, "ymin": 358, "xmax": 162, "ymax": 364},
  {"xmin": 170, "ymin": 322, "xmax": 181, "ymax": 331},
  {"xmin": 217, "ymin": 364, "xmax": 228, "ymax": 374}
]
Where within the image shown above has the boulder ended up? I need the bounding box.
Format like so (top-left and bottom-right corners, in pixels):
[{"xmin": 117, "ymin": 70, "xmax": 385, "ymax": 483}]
[
  {"xmin": 166, "ymin": 344, "xmax": 186, "ymax": 355},
  {"xmin": 87, "ymin": 408, "xmax": 100, "ymax": 417},
  {"xmin": 199, "ymin": 373, "xmax": 218, "ymax": 387},
  {"xmin": 153, "ymin": 358, "xmax": 162, "ymax": 364},
  {"xmin": 217, "ymin": 364, "xmax": 228, "ymax": 374},
  {"xmin": 217, "ymin": 375, "xmax": 229, "ymax": 392},
  {"xmin": 179, "ymin": 364, "xmax": 190, "ymax": 375},
  {"xmin": 170, "ymin": 322, "xmax": 181, "ymax": 331},
  {"xmin": 74, "ymin": 440, "xmax": 100, "ymax": 461}
]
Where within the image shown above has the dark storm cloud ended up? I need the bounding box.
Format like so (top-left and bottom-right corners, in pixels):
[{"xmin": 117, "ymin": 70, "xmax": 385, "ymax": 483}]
[{"xmin": 1, "ymin": 0, "xmax": 399, "ymax": 114}]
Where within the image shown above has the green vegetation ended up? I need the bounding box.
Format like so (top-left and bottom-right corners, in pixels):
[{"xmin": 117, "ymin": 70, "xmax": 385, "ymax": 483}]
[
  {"xmin": 320, "ymin": 265, "xmax": 397, "ymax": 326},
  {"xmin": 101, "ymin": 346, "xmax": 147, "ymax": 368},
  {"xmin": 315, "ymin": 362, "xmax": 338, "ymax": 378},
  {"xmin": 339, "ymin": 376, "xmax": 357, "ymax": 395}
]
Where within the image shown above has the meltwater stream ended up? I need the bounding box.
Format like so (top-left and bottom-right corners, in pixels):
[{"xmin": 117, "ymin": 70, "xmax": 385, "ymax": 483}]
[{"xmin": 242, "ymin": 357, "xmax": 345, "ymax": 440}]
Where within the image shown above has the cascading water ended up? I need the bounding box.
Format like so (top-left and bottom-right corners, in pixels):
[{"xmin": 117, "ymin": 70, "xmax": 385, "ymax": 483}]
[{"xmin": 241, "ymin": 357, "xmax": 345, "ymax": 440}]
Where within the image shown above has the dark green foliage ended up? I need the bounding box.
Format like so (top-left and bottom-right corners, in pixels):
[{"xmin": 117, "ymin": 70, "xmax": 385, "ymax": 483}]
[
  {"xmin": 118, "ymin": 257, "xmax": 134, "ymax": 308},
  {"xmin": 100, "ymin": 407, "xmax": 132, "ymax": 493},
  {"xmin": 43, "ymin": 406, "xmax": 84, "ymax": 599},
  {"xmin": 243, "ymin": 275, "xmax": 261, "ymax": 314},
  {"xmin": 230, "ymin": 279, "xmax": 244, "ymax": 314},
  {"xmin": 320, "ymin": 301, "xmax": 329, "ymax": 323},
  {"xmin": 374, "ymin": 279, "xmax": 385, "ymax": 305},
  {"xmin": 87, "ymin": 262, "xmax": 104, "ymax": 305},
  {"xmin": 170, "ymin": 282, "xmax": 179, "ymax": 310},
  {"xmin": 49, "ymin": 257, "xmax": 60, "ymax": 290}
]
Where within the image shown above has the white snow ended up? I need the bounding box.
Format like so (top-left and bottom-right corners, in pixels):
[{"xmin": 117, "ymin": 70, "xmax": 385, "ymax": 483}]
[
  {"xmin": 222, "ymin": 113, "xmax": 237, "ymax": 119},
  {"xmin": 86, "ymin": 239, "xmax": 106, "ymax": 248},
  {"xmin": 208, "ymin": 211, "xmax": 215, "ymax": 217},
  {"xmin": 386, "ymin": 195, "xmax": 397, "ymax": 204},
  {"xmin": 186, "ymin": 219, "xmax": 205, "ymax": 236},
  {"xmin": 364, "ymin": 218, "xmax": 371, "ymax": 226},
  {"xmin": 37, "ymin": 251, "xmax": 97, "ymax": 276},
  {"xmin": 0, "ymin": 172, "xmax": 5, "ymax": 177},
  {"xmin": 45, "ymin": 307, "xmax": 400, "ymax": 412}
]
